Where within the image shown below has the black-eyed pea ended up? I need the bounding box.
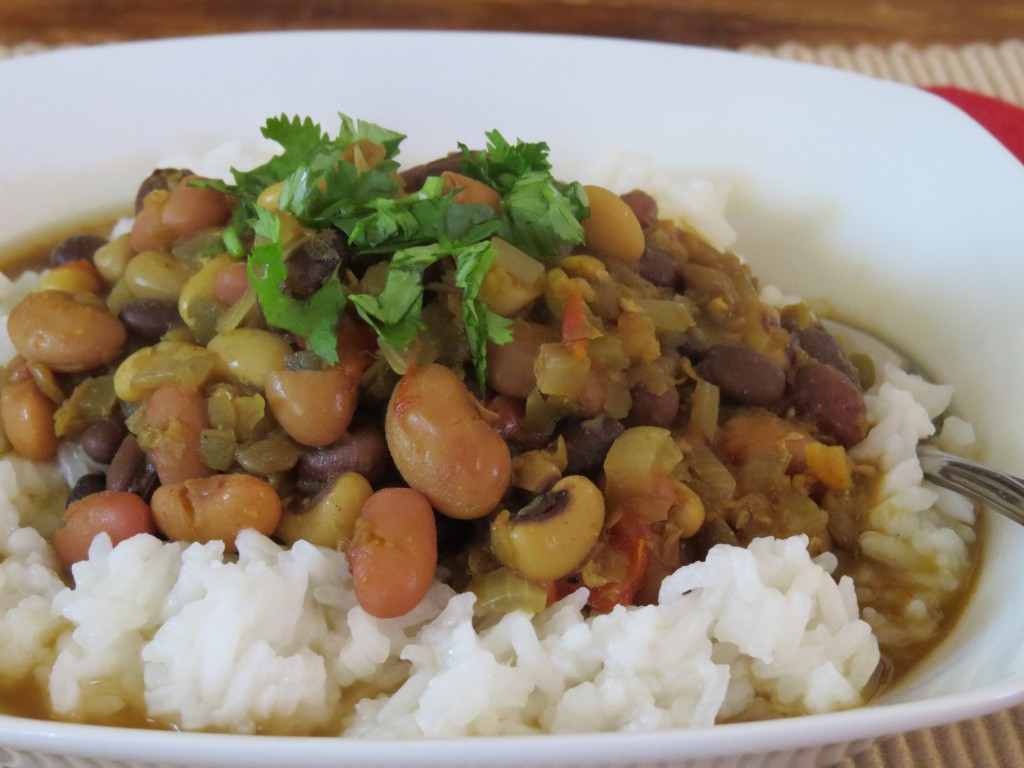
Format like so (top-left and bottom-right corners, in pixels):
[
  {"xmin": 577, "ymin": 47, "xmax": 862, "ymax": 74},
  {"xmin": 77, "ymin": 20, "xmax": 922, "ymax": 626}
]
[
  {"xmin": 490, "ymin": 475, "xmax": 605, "ymax": 581},
  {"xmin": 581, "ymin": 185, "xmax": 645, "ymax": 262},
  {"xmin": 123, "ymin": 250, "xmax": 194, "ymax": 302},
  {"xmin": 93, "ymin": 234, "xmax": 135, "ymax": 285},
  {"xmin": 150, "ymin": 473, "xmax": 282, "ymax": 551},
  {"xmin": 7, "ymin": 290, "xmax": 127, "ymax": 373},
  {"xmin": 0, "ymin": 380, "xmax": 59, "ymax": 460},
  {"xmin": 668, "ymin": 479, "xmax": 706, "ymax": 539},
  {"xmin": 113, "ymin": 341, "xmax": 217, "ymax": 402},
  {"xmin": 275, "ymin": 471, "xmax": 373, "ymax": 548},
  {"xmin": 207, "ymin": 329, "xmax": 291, "ymax": 389}
]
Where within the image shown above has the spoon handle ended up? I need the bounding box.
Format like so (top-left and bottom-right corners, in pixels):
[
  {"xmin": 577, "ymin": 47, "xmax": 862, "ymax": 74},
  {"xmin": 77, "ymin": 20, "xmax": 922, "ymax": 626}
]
[{"xmin": 918, "ymin": 445, "xmax": 1024, "ymax": 526}]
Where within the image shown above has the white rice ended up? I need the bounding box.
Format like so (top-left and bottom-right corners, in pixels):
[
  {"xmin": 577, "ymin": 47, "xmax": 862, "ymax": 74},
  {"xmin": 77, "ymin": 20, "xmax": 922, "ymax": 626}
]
[{"xmin": 0, "ymin": 160, "xmax": 977, "ymax": 735}]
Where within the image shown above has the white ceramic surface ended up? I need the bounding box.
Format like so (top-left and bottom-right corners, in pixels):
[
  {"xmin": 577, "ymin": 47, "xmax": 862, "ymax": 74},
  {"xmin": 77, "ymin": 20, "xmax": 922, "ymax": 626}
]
[{"xmin": 1, "ymin": 30, "xmax": 1023, "ymax": 768}]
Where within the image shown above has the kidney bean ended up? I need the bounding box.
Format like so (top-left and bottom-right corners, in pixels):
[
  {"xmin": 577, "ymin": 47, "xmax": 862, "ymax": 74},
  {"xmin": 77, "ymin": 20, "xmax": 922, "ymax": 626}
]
[
  {"xmin": 701, "ymin": 346, "xmax": 786, "ymax": 407},
  {"xmin": 66, "ymin": 473, "xmax": 108, "ymax": 507},
  {"xmin": 106, "ymin": 434, "xmax": 160, "ymax": 499},
  {"xmin": 118, "ymin": 299, "xmax": 183, "ymax": 342},
  {"xmin": 80, "ymin": 418, "xmax": 128, "ymax": 464},
  {"xmin": 562, "ymin": 415, "xmax": 626, "ymax": 476},
  {"xmin": 635, "ymin": 244, "xmax": 683, "ymax": 289},
  {"xmin": 486, "ymin": 319, "xmax": 558, "ymax": 400},
  {"xmin": 619, "ymin": 189, "xmax": 659, "ymax": 229},
  {"xmin": 486, "ymin": 395, "xmax": 549, "ymax": 450},
  {"xmin": 7, "ymin": 291, "xmax": 127, "ymax": 373},
  {"xmin": 794, "ymin": 327, "xmax": 861, "ymax": 386},
  {"xmin": 50, "ymin": 233, "xmax": 108, "ymax": 267},
  {"xmin": 793, "ymin": 361, "xmax": 868, "ymax": 447},
  {"xmin": 53, "ymin": 490, "xmax": 155, "ymax": 571},
  {"xmin": 298, "ymin": 424, "xmax": 389, "ymax": 487},
  {"xmin": 625, "ymin": 385, "xmax": 680, "ymax": 428}
]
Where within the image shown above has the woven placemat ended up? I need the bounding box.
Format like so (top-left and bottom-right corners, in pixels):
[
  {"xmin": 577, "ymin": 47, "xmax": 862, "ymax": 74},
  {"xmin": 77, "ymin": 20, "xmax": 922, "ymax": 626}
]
[{"xmin": 2, "ymin": 36, "xmax": 1023, "ymax": 768}]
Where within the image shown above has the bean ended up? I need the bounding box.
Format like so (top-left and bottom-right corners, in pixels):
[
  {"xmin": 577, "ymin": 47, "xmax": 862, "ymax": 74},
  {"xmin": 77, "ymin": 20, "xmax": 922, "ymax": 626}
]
[
  {"xmin": 52, "ymin": 490, "xmax": 155, "ymax": 571},
  {"xmin": 7, "ymin": 291, "xmax": 127, "ymax": 373},
  {"xmin": 106, "ymin": 434, "xmax": 159, "ymax": 498},
  {"xmin": 0, "ymin": 380, "xmax": 59, "ymax": 460},
  {"xmin": 581, "ymin": 185, "xmax": 645, "ymax": 262},
  {"xmin": 118, "ymin": 298, "xmax": 182, "ymax": 342},
  {"xmin": 793, "ymin": 361, "xmax": 868, "ymax": 447},
  {"xmin": 486, "ymin": 319, "xmax": 558, "ymax": 399},
  {"xmin": 619, "ymin": 189, "xmax": 659, "ymax": 229},
  {"xmin": 35, "ymin": 261, "xmax": 105, "ymax": 295},
  {"xmin": 212, "ymin": 261, "xmax": 251, "ymax": 306},
  {"xmin": 562, "ymin": 415, "xmax": 625, "ymax": 475},
  {"xmin": 625, "ymin": 384, "xmax": 680, "ymax": 428},
  {"xmin": 347, "ymin": 487, "xmax": 438, "ymax": 618},
  {"xmin": 297, "ymin": 424, "xmax": 390, "ymax": 487},
  {"xmin": 50, "ymin": 234, "xmax": 108, "ymax": 267},
  {"xmin": 701, "ymin": 346, "xmax": 786, "ymax": 407},
  {"xmin": 92, "ymin": 235, "xmax": 134, "ymax": 286},
  {"xmin": 485, "ymin": 395, "xmax": 548, "ymax": 450},
  {"xmin": 398, "ymin": 152, "xmax": 463, "ymax": 193},
  {"xmin": 66, "ymin": 473, "xmax": 108, "ymax": 507},
  {"xmin": 636, "ymin": 243, "xmax": 682, "ymax": 289},
  {"xmin": 130, "ymin": 190, "xmax": 176, "ymax": 253},
  {"xmin": 283, "ymin": 231, "xmax": 346, "ymax": 300},
  {"xmin": 160, "ymin": 175, "xmax": 234, "ymax": 239},
  {"xmin": 441, "ymin": 171, "xmax": 502, "ymax": 212},
  {"xmin": 276, "ymin": 471, "xmax": 373, "ymax": 548},
  {"xmin": 134, "ymin": 168, "xmax": 193, "ymax": 215},
  {"xmin": 266, "ymin": 367, "xmax": 360, "ymax": 447},
  {"xmin": 207, "ymin": 329, "xmax": 291, "ymax": 389},
  {"xmin": 137, "ymin": 383, "xmax": 214, "ymax": 485},
  {"xmin": 80, "ymin": 418, "xmax": 128, "ymax": 464},
  {"xmin": 124, "ymin": 250, "xmax": 193, "ymax": 303},
  {"xmin": 386, "ymin": 363, "xmax": 511, "ymax": 520},
  {"xmin": 150, "ymin": 474, "xmax": 282, "ymax": 551},
  {"xmin": 794, "ymin": 327, "xmax": 861, "ymax": 386}
]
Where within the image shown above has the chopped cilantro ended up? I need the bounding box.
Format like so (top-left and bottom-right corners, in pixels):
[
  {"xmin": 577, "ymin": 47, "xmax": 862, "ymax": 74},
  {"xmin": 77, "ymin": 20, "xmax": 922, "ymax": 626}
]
[{"xmin": 208, "ymin": 113, "xmax": 589, "ymax": 382}]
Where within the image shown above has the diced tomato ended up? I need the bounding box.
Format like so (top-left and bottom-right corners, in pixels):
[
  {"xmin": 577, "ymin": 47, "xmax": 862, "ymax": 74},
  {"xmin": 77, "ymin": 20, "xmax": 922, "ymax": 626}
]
[{"xmin": 584, "ymin": 512, "xmax": 656, "ymax": 613}]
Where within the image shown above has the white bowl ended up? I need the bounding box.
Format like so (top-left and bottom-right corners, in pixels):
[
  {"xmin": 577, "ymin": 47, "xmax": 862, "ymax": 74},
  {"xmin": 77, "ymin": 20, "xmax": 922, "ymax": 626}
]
[{"xmin": 1, "ymin": 30, "xmax": 1023, "ymax": 768}]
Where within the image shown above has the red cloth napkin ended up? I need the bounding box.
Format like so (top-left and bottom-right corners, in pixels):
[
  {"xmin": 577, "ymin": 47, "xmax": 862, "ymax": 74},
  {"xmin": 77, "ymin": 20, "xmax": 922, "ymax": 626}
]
[{"xmin": 925, "ymin": 86, "xmax": 1024, "ymax": 164}]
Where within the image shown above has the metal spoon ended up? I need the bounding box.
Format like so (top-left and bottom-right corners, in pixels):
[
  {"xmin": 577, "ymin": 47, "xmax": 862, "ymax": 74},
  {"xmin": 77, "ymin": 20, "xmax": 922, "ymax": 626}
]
[{"xmin": 821, "ymin": 319, "xmax": 1024, "ymax": 527}]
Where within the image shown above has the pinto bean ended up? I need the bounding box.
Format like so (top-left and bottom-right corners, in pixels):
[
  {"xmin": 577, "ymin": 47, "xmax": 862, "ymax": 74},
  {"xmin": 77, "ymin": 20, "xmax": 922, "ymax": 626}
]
[
  {"xmin": 134, "ymin": 168, "xmax": 193, "ymax": 215},
  {"xmin": 51, "ymin": 233, "xmax": 107, "ymax": 267},
  {"xmin": 386, "ymin": 363, "xmax": 511, "ymax": 519},
  {"xmin": 150, "ymin": 474, "xmax": 281, "ymax": 550},
  {"xmin": 0, "ymin": 380, "xmax": 59, "ymax": 460},
  {"xmin": 701, "ymin": 346, "xmax": 786, "ymax": 407},
  {"xmin": 136, "ymin": 383, "xmax": 213, "ymax": 485},
  {"xmin": 562, "ymin": 415, "xmax": 625, "ymax": 476},
  {"xmin": 486, "ymin": 319, "xmax": 558, "ymax": 399},
  {"xmin": 347, "ymin": 487, "xmax": 438, "ymax": 618},
  {"xmin": 793, "ymin": 362, "xmax": 868, "ymax": 447},
  {"xmin": 266, "ymin": 367, "xmax": 360, "ymax": 448},
  {"xmin": 53, "ymin": 491, "xmax": 155, "ymax": 571},
  {"xmin": 160, "ymin": 176, "xmax": 234, "ymax": 239},
  {"xmin": 7, "ymin": 291, "xmax": 127, "ymax": 373}
]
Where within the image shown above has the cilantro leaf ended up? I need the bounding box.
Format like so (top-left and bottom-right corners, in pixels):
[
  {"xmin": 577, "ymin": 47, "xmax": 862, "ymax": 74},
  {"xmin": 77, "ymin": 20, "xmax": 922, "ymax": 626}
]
[
  {"xmin": 453, "ymin": 241, "xmax": 513, "ymax": 391},
  {"xmin": 247, "ymin": 207, "xmax": 347, "ymax": 364},
  {"xmin": 459, "ymin": 131, "xmax": 552, "ymax": 193}
]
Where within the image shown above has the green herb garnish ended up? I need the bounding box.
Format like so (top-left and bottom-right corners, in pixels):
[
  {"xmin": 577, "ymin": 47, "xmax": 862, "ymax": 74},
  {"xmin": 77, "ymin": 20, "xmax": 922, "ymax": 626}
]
[{"xmin": 209, "ymin": 113, "xmax": 588, "ymax": 384}]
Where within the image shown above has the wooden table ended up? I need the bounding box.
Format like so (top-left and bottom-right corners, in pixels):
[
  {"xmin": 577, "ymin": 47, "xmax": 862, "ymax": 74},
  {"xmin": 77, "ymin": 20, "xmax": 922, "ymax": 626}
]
[{"xmin": 2, "ymin": 0, "xmax": 1024, "ymax": 49}]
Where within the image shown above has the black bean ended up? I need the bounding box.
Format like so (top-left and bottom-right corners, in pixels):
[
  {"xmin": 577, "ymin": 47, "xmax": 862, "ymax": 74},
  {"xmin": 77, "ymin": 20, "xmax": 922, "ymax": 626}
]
[
  {"xmin": 793, "ymin": 361, "xmax": 868, "ymax": 447},
  {"xmin": 66, "ymin": 473, "xmax": 107, "ymax": 507},
  {"xmin": 619, "ymin": 189, "xmax": 659, "ymax": 229},
  {"xmin": 625, "ymin": 385, "xmax": 680, "ymax": 428},
  {"xmin": 701, "ymin": 346, "xmax": 786, "ymax": 407},
  {"xmin": 80, "ymin": 418, "xmax": 128, "ymax": 464},
  {"xmin": 298, "ymin": 425, "xmax": 389, "ymax": 487},
  {"xmin": 635, "ymin": 244, "xmax": 682, "ymax": 289},
  {"xmin": 794, "ymin": 327, "xmax": 860, "ymax": 386},
  {"xmin": 134, "ymin": 168, "xmax": 193, "ymax": 214},
  {"xmin": 118, "ymin": 299, "xmax": 182, "ymax": 342},
  {"xmin": 562, "ymin": 415, "xmax": 625, "ymax": 476},
  {"xmin": 50, "ymin": 233, "xmax": 107, "ymax": 267},
  {"xmin": 106, "ymin": 435, "xmax": 159, "ymax": 499}
]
